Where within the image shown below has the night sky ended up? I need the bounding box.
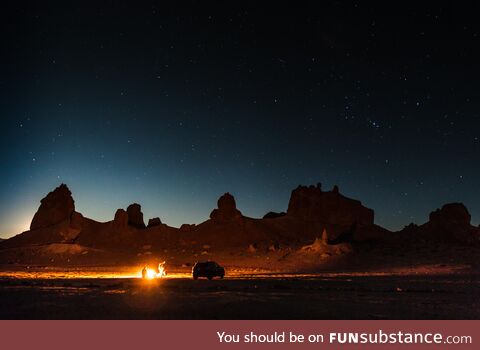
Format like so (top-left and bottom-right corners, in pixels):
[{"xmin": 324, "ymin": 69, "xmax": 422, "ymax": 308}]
[{"xmin": 2, "ymin": 2, "xmax": 480, "ymax": 238}]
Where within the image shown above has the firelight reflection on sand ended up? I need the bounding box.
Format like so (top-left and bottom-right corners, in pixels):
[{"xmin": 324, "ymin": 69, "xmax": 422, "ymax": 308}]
[
  {"xmin": 0, "ymin": 268, "xmax": 192, "ymax": 280},
  {"xmin": 0, "ymin": 264, "xmax": 469, "ymax": 280}
]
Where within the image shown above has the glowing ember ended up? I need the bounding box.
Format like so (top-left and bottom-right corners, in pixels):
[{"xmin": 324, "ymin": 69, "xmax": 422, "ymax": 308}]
[{"xmin": 146, "ymin": 268, "xmax": 156, "ymax": 279}]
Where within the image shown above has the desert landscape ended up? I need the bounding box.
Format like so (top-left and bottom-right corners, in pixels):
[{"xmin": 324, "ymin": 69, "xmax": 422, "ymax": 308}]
[
  {"xmin": 0, "ymin": 183, "xmax": 478, "ymax": 319},
  {"xmin": 3, "ymin": 0, "xmax": 480, "ymax": 322}
]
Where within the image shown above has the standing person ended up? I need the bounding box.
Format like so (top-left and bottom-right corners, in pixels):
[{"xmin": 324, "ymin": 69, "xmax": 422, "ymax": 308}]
[{"xmin": 158, "ymin": 261, "xmax": 166, "ymax": 277}]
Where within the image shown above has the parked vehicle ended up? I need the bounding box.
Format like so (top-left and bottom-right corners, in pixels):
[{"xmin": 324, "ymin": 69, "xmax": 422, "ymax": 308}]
[{"xmin": 192, "ymin": 261, "xmax": 225, "ymax": 280}]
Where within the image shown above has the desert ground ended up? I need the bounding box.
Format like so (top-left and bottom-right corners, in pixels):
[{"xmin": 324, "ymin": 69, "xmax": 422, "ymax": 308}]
[{"xmin": 0, "ymin": 264, "xmax": 478, "ymax": 320}]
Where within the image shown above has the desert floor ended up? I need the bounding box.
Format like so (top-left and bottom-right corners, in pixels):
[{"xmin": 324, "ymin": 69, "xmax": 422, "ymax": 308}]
[{"xmin": 0, "ymin": 266, "xmax": 478, "ymax": 319}]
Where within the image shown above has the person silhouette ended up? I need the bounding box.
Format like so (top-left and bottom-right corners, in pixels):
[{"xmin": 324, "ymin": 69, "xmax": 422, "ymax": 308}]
[{"xmin": 158, "ymin": 261, "xmax": 166, "ymax": 277}]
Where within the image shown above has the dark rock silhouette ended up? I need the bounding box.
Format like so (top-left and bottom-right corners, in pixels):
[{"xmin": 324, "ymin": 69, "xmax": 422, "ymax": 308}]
[
  {"xmin": 263, "ymin": 211, "xmax": 286, "ymax": 219},
  {"xmin": 70, "ymin": 211, "xmax": 84, "ymax": 230},
  {"xmin": 1, "ymin": 182, "xmax": 478, "ymax": 267},
  {"xmin": 147, "ymin": 217, "xmax": 162, "ymax": 228},
  {"xmin": 180, "ymin": 224, "xmax": 196, "ymax": 232},
  {"xmin": 209, "ymin": 193, "xmax": 243, "ymax": 222},
  {"xmin": 328, "ymin": 224, "xmax": 356, "ymax": 245},
  {"xmin": 30, "ymin": 184, "xmax": 75, "ymax": 230},
  {"xmin": 113, "ymin": 209, "xmax": 128, "ymax": 228},
  {"xmin": 429, "ymin": 203, "xmax": 471, "ymax": 228},
  {"xmin": 127, "ymin": 203, "xmax": 146, "ymax": 229},
  {"xmin": 424, "ymin": 203, "xmax": 478, "ymax": 243},
  {"xmin": 396, "ymin": 203, "xmax": 480, "ymax": 245},
  {"xmin": 287, "ymin": 184, "xmax": 374, "ymax": 227}
]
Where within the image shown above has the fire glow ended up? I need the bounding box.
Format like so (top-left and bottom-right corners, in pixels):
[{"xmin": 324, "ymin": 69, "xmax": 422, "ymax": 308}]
[
  {"xmin": 142, "ymin": 262, "xmax": 167, "ymax": 279},
  {"xmin": 145, "ymin": 269, "xmax": 157, "ymax": 279}
]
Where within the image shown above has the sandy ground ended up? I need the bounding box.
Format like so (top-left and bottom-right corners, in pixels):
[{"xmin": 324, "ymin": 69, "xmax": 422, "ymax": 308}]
[
  {"xmin": 0, "ymin": 268, "xmax": 478, "ymax": 319},
  {"xmin": 0, "ymin": 243, "xmax": 478, "ymax": 319}
]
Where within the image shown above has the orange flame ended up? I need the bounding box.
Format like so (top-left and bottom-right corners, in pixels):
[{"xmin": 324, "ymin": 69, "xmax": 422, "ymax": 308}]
[{"xmin": 142, "ymin": 262, "xmax": 166, "ymax": 279}]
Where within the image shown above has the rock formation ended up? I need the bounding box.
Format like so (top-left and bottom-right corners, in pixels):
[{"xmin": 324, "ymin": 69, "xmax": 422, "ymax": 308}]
[
  {"xmin": 209, "ymin": 193, "xmax": 243, "ymax": 222},
  {"xmin": 113, "ymin": 209, "xmax": 128, "ymax": 229},
  {"xmin": 425, "ymin": 203, "xmax": 478, "ymax": 243},
  {"xmin": 147, "ymin": 217, "xmax": 162, "ymax": 228},
  {"xmin": 287, "ymin": 184, "xmax": 374, "ymax": 227},
  {"xmin": 180, "ymin": 224, "xmax": 196, "ymax": 232},
  {"xmin": 321, "ymin": 228, "xmax": 328, "ymax": 244},
  {"xmin": 127, "ymin": 203, "xmax": 146, "ymax": 229},
  {"xmin": 429, "ymin": 203, "xmax": 471, "ymax": 228},
  {"xmin": 2, "ymin": 182, "xmax": 478, "ymax": 268},
  {"xmin": 328, "ymin": 224, "xmax": 356, "ymax": 244},
  {"xmin": 263, "ymin": 211, "xmax": 286, "ymax": 219},
  {"xmin": 30, "ymin": 184, "xmax": 75, "ymax": 230},
  {"xmin": 69, "ymin": 211, "xmax": 84, "ymax": 230},
  {"xmin": 300, "ymin": 229, "xmax": 352, "ymax": 256}
]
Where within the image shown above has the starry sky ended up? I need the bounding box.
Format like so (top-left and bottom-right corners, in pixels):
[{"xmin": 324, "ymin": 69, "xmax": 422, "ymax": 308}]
[{"xmin": 1, "ymin": 1, "xmax": 480, "ymax": 238}]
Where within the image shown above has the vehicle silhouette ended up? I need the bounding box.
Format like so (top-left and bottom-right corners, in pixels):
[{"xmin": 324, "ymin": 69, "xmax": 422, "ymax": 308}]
[{"xmin": 192, "ymin": 261, "xmax": 225, "ymax": 280}]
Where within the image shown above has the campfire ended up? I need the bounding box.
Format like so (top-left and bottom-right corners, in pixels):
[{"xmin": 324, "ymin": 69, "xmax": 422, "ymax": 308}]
[{"xmin": 142, "ymin": 261, "xmax": 167, "ymax": 279}]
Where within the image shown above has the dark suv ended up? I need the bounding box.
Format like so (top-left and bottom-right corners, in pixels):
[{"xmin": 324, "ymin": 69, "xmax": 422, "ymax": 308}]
[{"xmin": 192, "ymin": 261, "xmax": 225, "ymax": 280}]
